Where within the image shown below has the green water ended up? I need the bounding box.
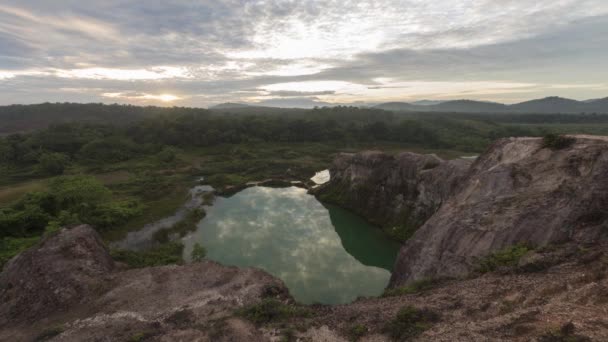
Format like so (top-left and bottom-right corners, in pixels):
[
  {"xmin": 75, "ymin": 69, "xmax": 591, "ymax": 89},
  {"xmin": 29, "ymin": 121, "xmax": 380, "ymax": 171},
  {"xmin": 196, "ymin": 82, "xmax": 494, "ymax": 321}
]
[{"xmin": 182, "ymin": 186, "xmax": 400, "ymax": 304}]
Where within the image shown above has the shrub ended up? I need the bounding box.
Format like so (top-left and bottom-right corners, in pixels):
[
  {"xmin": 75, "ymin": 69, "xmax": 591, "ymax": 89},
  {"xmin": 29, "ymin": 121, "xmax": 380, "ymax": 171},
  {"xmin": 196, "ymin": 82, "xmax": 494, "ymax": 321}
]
[
  {"xmin": 191, "ymin": 242, "xmax": 207, "ymax": 261},
  {"xmin": 542, "ymin": 134, "xmax": 576, "ymax": 150},
  {"xmin": 238, "ymin": 299, "xmax": 311, "ymax": 325},
  {"xmin": 87, "ymin": 199, "xmax": 143, "ymax": 230},
  {"xmin": 157, "ymin": 147, "xmax": 179, "ymax": 163},
  {"xmin": 348, "ymin": 324, "xmax": 368, "ymax": 341},
  {"xmin": 383, "ymin": 306, "xmax": 439, "ymax": 341},
  {"xmin": 38, "ymin": 152, "xmax": 69, "ymax": 175},
  {"xmin": 476, "ymin": 243, "xmax": 532, "ymax": 273},
  {"xmin": 383, "ymin": 278, "xmax": 439, "ymax": 297},
  {"xmin": 110, "ymin": 242, "xmax": 184, "ymax": 268},
  {"xmin": 0, "ymin": 236, "xmax": 39, "ymax": 268}
]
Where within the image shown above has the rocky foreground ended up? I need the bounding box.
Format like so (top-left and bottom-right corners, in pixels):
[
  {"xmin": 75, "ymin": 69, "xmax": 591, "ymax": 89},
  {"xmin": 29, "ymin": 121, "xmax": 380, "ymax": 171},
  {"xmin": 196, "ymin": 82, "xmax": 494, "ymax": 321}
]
[{"xmin": 2, "ymin": 135, "xmax": 608, "ymax": 341}]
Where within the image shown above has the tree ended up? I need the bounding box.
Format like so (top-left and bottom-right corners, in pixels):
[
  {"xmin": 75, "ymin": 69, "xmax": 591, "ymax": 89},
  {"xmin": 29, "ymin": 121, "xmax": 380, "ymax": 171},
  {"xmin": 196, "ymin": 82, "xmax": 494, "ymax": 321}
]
[
  {"xmin": 49, "ymin": 175, "xmax": 111, "ymax": 216},
  {"xmin": 38, "ymin": 152, "xmax": 69, "ymax": 175}
]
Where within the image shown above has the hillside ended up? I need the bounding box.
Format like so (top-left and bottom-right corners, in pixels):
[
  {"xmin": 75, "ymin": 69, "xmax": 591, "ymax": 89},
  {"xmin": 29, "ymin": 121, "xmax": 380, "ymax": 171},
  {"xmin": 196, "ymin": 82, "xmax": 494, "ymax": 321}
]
[{"xmin": 375, "ymin": 96, "xmax": 608, "ymax": 113}]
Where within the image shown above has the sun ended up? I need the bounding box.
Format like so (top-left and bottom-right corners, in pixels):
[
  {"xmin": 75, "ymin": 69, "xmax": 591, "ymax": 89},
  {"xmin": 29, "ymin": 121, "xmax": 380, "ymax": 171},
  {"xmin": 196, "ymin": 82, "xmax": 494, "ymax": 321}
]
[{"xmin": 157, "ymin": 94, "xmax": 179, "ymax": 102}]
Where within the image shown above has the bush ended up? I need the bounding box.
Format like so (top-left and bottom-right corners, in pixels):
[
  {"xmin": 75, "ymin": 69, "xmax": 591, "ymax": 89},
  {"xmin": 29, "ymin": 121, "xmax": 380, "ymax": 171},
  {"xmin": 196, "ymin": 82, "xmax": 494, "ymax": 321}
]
[
  {"xmin": 157, "ymin": 146, "xmax": 179, "ymax": 163},
  {"xmin": 110, "ymin": 242, "xmax": 184, "ymax": 268},
  {"xmin": 78, "ymin": 137, "xmax": 140, "ymax": 163},
  {"xmin": 348, "ymin": 324, "xmax": 368, "ymax": 341},
  {"xmin": 476, "ymin": 243, "xmax": 532, "ymax": 273},
  {"xmin": 383, "ymin": 278, "xmax": 439, "ymax": 297},
  {"xmin": 49, "ymin": 175, "xmax": 111, "ymax": 212},
  {"xmin": 191, "ymin": 243, "xmax": 207, "ymax": 261},
  {"xmin": 383, "ymin": 306, "xmax": 439, "ymax": 341},
  {"xmin": 38, "ymin": 152, "xmax": 69, "ymax": 175},
  {"xmin": 238, "ymin": 299, "xmax": 311, "ymax": 325},
  {"xmin": 542, "ymin": 134, "xmax": 576, "ymax": 150},
  {"xmin": 0, "ymin": 236, "xmax": 39, "ymax": 268},
  {"xmin": 87, "ymin": 199, "xmax": 143, "ymax": 230}
]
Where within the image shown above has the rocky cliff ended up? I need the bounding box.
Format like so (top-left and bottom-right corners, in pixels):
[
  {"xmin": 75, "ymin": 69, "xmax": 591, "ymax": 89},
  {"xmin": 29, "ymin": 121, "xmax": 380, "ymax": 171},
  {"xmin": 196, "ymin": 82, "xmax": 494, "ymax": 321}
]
[
  {"xmin": 388, "ymin": 135, "xmax": 608, "ymax": 286},
  {"xmin": 0, "ymin": 225, "xmax": 290, "ymax": 341},
  {"xmin": 312, "ymin": 151, "xmax": 472, "ymax": 241}
]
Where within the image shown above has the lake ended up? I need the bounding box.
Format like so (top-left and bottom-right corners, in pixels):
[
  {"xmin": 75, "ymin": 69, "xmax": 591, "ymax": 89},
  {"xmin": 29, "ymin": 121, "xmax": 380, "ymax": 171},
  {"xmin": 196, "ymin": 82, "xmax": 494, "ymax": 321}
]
[{"xmin": 182, "ymin": 186, "xmax": 400, "ymax": 304}]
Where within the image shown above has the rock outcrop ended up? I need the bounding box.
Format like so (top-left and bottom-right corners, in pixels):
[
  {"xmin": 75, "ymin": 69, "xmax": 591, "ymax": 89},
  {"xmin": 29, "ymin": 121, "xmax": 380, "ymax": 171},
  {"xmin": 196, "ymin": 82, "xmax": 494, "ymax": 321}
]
[
  {"xmin": 312, "ymin": 151, "xmax": 472, "ymax": 241},
  {"xmin": 0, "ymin": 225, "xmax": 115, "ymax": 324},
  {"xmin": 390, "ymin": 135, "xmax": 608, "ymax": 286},
  {"xmin": 0, "ymin": 226, "xmax": 289, "ymax": 341}
]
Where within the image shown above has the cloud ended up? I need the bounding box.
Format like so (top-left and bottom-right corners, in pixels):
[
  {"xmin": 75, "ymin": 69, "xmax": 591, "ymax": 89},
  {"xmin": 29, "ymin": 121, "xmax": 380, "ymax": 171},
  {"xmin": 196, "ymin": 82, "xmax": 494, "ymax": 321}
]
[{"xmin": 0, "ymin": 1, "xmax": 607, "ymax": 106}]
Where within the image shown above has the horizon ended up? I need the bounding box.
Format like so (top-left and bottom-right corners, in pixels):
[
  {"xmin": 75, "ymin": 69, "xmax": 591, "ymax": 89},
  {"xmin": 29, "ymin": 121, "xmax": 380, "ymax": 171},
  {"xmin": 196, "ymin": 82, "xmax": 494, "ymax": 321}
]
[{"xmin": 1, "ymin": 1, "xmax": 607, "ymax": 107}]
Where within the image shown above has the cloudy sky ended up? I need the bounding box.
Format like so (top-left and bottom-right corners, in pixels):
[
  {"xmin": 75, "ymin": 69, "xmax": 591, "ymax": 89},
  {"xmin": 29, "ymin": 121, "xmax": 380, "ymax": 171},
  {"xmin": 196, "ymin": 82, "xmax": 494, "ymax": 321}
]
[{"xmin": 1, "ymin": 0, "xmax": 607, "ymax": 108}]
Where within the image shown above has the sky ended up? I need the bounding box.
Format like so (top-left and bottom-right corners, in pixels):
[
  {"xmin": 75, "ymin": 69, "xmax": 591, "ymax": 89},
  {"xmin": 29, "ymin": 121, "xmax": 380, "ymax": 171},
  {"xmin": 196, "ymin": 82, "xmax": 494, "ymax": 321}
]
[{"xmin": 0, "ymin": 0, "xmax": 607, "ymax": 108}]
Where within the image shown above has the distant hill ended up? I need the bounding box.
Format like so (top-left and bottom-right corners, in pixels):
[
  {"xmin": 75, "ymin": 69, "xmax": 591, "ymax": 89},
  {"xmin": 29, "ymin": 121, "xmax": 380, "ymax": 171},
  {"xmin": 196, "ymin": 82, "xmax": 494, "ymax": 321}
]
[
  {"xmin": 510, "ymin": 97, "xmax": 584, "ymax": 113},
  {"xmin": 208, "ymin": 102, "xmax": 251, "ymax": 110},
  {"xmin": 412, "ymin": 100, "xmax": 445, "ymax": 106},
  {"xmin": 375, "ymin": 99, "xmax": 507, "ymax": 113},
  {"xmin": 432, "ymin": 100, "xmax": 508, "ymax": 113},
  {"xmin": 374, "ymin": 102, "xmax": 418, "ymax": 111},
  {"xmin": 374, "ymin": 96, "xmax": 608, "ymax": 113}
]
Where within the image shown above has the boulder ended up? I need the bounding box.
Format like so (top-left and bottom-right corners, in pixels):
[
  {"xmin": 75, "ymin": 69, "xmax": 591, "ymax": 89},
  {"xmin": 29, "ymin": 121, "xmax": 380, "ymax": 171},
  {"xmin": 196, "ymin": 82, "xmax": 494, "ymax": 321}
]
[{"xmin": 0, "ymin": 225, "xmax": 114, "ymax": 325}]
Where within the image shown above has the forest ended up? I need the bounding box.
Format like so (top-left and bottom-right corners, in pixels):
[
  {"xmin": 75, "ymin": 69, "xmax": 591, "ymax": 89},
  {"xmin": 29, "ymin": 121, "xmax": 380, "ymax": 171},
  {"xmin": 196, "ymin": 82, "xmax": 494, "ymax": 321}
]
[{"xmin": 2, "ymin": 103, "xmax": 608, "ymax": 266}]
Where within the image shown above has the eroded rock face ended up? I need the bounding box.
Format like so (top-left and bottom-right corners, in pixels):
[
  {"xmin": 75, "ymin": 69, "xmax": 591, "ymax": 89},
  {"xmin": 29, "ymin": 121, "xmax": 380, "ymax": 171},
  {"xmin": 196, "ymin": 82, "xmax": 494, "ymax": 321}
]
[
  {"xmin": 390, "ymin": 136, "xmax": 608, "ymax": 286},
  {"xmin": 312, "ymin": 151, "xmax": 472, "ymax": 241},
  {"xmin": 0, "ymin": 225, "xmax": 289, "ymax": 341},
  {"xmin": 0, "ymin": 225, "xmax": 115, "ymax": 325}
]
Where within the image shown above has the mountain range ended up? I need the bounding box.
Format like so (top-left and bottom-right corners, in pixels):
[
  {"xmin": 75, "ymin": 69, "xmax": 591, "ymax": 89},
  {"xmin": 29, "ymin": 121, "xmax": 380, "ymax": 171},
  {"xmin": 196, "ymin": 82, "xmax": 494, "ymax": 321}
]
[
  {"xmin": 374, "ymin": 96, "xmax": 608, "ymax": 113},
  {"xmin": 211, "ymin": 96, "xmax": 608, "ymax": 113}
]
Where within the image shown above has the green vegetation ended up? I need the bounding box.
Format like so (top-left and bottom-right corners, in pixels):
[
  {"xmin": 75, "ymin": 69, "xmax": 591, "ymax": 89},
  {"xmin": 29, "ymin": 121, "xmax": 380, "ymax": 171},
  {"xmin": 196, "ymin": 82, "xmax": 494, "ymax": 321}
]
[
  {"xmin": 191, "ymin": 243, "xmax": 207, "ymax": 261},
  {"xmin": 237, "ymin": 298, "xmax": 311, "ymax": 325},
  {"xmin": 0, "ymin": 236, "xmax": 40, "ymax": 268},
  {"xmin": 1, "ymin": 104, "xmax": 606, "ymax": 264},
  {"xmin": 383, "ymin": 306, "xmax": 440, "ymax": 341},
  {"xmin": 542, "ymin": 134, "xmax": 576, "ymax": 150},
  {"xmin": 476, "ymin": 243, "xmax": 532, "ymax": 273},
  {"xmin": 383, "ymin": 278, "xmax": 441, "ymax": 297},
  {"xmin": 347, "ymin": 324, "xmax": 368, "ymax": 341},
  {"xmin": 110, "ymin": 242, "xmax": 184, "ymax": 268},
  {"xmin": 152, "ymin": 208, "xmax": 206, "ymax": 243},
  {"xmin": 0, "ymin": 175, "xmax": 142, "ymax": 264}
]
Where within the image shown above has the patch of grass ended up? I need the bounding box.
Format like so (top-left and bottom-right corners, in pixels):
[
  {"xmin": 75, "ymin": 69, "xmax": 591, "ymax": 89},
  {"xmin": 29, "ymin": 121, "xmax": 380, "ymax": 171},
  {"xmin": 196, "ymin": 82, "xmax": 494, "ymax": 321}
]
[
  {"xmin": 237, "ymin": 299, "xmax": 311, "ymax": 325},
  {"xmin": 34, "ymin": 325, "xmax": 64, "ymax": 341},
  {"xmin": 128, "ymin": 331, "xmax": 157, "ymax": 342},
  {"xmin": 383, "ymin": 306, "xmax": 440, "ymax": 341},
  {"xmin": 383, "ymin": 278, "xmax": 440, "ymax": 297},
  {"xmin": 0, "ymin": 236, "xmax": 39, "ymax": 268},
  {"xmin": 110, "ymin": 242, "xmax": 184, "ymax": 268},
  {"xmin": 476, "ymin": 243, "xmax": 532, "ymax": 273},
  {"xmin": 0, "ymin": 179, "xmax": 47, "ymax": 207},
  {"xmin": 347, "ymin": 324, "xmax": 368, "ymax": 341},
  {"xmin": 152, "ymin": 208, "xmax": 206, "ymax": 244},
  {"xmin": 542, "ymin": 134, "xmax": 576, "ymax": 150}
]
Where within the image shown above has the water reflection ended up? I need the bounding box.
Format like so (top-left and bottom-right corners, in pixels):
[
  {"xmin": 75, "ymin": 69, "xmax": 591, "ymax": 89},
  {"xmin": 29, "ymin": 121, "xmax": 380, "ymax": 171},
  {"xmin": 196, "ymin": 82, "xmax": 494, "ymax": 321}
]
[{"xmin": 182, "ymin": 186, "xmax": 399, "ymax": 304}]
